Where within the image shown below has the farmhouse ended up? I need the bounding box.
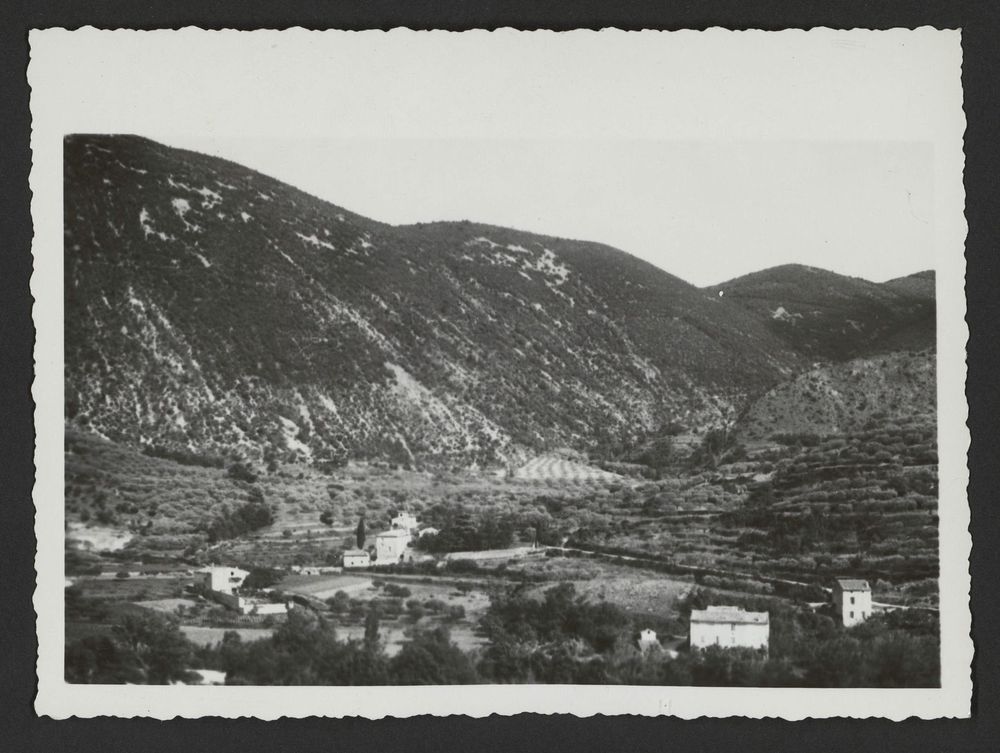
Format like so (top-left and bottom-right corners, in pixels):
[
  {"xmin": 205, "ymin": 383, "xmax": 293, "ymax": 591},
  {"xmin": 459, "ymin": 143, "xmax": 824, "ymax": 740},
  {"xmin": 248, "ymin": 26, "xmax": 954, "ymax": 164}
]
[
  {"xmin": 375, "ymin": 528, "xmax": 412, "ymax": 564},
  {"xmin": 391, "ymin": 511, "xmax": 420, "ymax": 531},
  {"xmin": 833, "ymin": 578, "xmax": 872, "ymax": 627},
  {"xmin": 342, "ymin": 549, "xmax": 371, "ymax": 569},
  {"xmin": 197, "ymin": 565, "xmax": 289, "ymax": 616},
  {"xmin": 638, "ymin": 628, "xmax": 659, "ymax": 652},
  {"xmin": 690, "ymin": 606, "xmax": 769, "ymax": 651},
  {"xmin": 199, "ymin": 566, "xmax": 248, "ymax": 595}
]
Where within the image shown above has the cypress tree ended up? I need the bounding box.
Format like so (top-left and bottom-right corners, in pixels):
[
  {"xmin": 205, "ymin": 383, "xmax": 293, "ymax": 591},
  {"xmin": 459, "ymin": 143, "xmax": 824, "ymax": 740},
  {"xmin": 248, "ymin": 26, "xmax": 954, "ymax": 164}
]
[{"xmin": 356, "ymin": 515, "xmax": 366, "ymax": 550}]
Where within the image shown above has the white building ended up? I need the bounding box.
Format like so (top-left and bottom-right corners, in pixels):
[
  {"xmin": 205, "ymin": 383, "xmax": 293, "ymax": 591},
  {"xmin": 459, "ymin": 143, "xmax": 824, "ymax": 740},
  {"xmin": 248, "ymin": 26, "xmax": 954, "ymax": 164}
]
[
  {"xmin": 342, "ymin": 549, "xmax": 371, "ymax": 569},
  {"xmin": 242, "ymin": 600, "xmax": 289, "ymax": 616},
  {"xmin": 638, "ymin": 628, "xmax": 659, "ymax": 652},
  {"xmin": 690, "ymin": 606, "xmax": 769, "ymax": 651},
  {"xmin": 198, "ymin": 566, "xmax": 249, "ymax": 595},
  {"xmin": 375, "ymin": 528, "xmax": 412, "ymax": 564},
  {"xmin": 833, "ymin": 578, "xmax": 873, "ymax": 627},
  {"xmin": 198, "ymin": 565, "xmax": 288, "ymax": 616},
  {"xmin": 391, "ymin": 511, "xmax": 420, "ymax": 531}
]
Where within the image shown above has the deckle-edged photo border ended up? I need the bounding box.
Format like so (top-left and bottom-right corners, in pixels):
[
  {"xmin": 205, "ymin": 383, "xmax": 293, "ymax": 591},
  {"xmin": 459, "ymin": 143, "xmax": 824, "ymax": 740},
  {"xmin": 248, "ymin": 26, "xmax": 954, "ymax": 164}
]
[{"xmin": 28, "ymin": 26, "xmax": 971, "ymax": 719}]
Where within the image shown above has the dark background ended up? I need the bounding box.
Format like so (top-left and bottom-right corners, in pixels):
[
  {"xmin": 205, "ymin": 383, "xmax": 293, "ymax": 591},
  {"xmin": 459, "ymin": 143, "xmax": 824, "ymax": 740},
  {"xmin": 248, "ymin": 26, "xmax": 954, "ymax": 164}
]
[{"xmin": 2, "ymin": 1, "xmax": 997, "ymax": 750}]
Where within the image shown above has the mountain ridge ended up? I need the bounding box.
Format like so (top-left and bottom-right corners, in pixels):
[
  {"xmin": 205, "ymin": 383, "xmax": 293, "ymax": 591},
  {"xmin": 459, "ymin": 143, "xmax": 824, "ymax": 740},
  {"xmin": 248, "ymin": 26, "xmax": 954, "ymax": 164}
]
[
  {"xmin": 707, "ymin": 264, "xmax": 935, "ymax": 362},
  {"xmin": 63, "ymin": 135, "xmax": 935, "ymax": 468}
]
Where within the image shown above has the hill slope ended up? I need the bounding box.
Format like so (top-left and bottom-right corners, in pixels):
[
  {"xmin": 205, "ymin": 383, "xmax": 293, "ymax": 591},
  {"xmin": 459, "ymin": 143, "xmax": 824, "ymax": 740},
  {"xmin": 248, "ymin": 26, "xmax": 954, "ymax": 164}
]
[
  {"xmin": 736, "ymin": 350, "xmax": 936, "ymax": 441},
  {"xmin": 708, "ymin": 265, "xmax": 935, "ymax": 361},
  {"xmin": 883, "ymin": 270, "xmax": 936, "ymax": 299},
  {"xmin": 65, "ymin": 135, "xmax": 808, "ymax": 466}
]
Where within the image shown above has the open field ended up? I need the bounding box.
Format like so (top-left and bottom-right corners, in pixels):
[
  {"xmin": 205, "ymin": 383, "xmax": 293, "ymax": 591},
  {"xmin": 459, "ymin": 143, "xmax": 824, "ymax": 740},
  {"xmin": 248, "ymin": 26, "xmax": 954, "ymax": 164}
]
[
  {"xmin": 181, "ymin": 626, "xmax": 275, "ymax": 646},
  {"xmin": 522, "ymin": 570, "xmax": 694, "ymax": 620},
  {"xmin": 278, "ymin": 573, "xmax": 373, "ymax": 600},
  {"xmin": 135, "ymin": 597, "xmax": 200, "ymax": 614},
  {"xmin": 172, "ymin": 575, "xmax": 493, "ymax": 656},
  {"xmin": 69, "ymin": 575, "xmax": 191, "ymax": 602},
  {"xmin": 311, "ymin": 575, "xmax": 492, "ymax": 655}
]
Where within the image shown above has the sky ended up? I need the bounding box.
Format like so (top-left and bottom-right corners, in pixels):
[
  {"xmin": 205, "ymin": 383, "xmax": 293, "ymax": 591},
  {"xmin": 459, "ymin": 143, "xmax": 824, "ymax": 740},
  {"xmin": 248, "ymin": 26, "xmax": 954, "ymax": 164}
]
[
  {"xmin": 161, "ymin": 136, "xmax": 934, "ymax": 287},
  {"xmin": 32, "ymin": 28, "xmax": 956, "ymax": 286}
]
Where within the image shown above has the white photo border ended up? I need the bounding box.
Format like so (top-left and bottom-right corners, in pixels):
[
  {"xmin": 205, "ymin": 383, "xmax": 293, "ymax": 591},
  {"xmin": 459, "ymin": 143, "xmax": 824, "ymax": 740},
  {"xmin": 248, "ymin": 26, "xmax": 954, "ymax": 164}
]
[{"xmin": 29, "ymin": 26, "xmax": 971, "ymax": 719}]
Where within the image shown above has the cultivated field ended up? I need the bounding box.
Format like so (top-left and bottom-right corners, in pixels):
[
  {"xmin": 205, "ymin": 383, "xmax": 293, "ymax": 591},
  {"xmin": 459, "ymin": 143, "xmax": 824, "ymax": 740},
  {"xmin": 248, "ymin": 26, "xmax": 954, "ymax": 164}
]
[
  {"xmin": 304, "ymin": 575, "xmax": 493, "ymax": 656},
  {"xmin": 278, "ymin": 573, "xmax": 374, "ymax": 600},
  {"xmin": 513, "ymin": 454, "xmax": 624, "ymax": 484}
]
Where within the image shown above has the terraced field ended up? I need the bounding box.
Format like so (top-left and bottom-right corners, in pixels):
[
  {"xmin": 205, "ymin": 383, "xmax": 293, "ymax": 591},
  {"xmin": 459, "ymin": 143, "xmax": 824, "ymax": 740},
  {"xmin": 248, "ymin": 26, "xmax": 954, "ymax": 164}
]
[
  {"xmin": 569, "ymin": 419, "xmax": 939, "ymax": 605},
  {"xmin": 513, "ymin": 454, "xmax": 624, "ymax": 484}
]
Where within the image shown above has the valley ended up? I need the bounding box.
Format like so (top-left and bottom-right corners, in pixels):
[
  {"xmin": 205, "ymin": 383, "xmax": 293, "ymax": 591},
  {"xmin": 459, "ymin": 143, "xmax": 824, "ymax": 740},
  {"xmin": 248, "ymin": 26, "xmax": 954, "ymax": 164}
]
[{"xmin": 62, "ymin": 135, "xmax": 941, "ymax": 688}]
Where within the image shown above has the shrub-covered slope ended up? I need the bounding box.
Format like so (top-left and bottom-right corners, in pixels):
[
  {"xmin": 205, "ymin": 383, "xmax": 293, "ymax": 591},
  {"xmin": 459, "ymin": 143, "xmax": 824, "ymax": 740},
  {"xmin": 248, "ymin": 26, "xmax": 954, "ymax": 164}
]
[
  {"xmin": 736, "ymin": 350, "xmax": 936, "ymax": 441},
  {"xmin": 65, "ymin": 135, "xmax": 806, "ymax": 465},
  {"xmin": 560, "ymin": 419, "xmax": 938, "ymax": 595},
  {"xmin": 883, "ymin": 270, "xmax": 936, "ymax": 299},
  {"xmin": 708, "ymin": 265, "xmax": 935, "ymax": 361},
  {"xmin": 723, "ymin": 419, "xmax": 939, "ymax": 591}
]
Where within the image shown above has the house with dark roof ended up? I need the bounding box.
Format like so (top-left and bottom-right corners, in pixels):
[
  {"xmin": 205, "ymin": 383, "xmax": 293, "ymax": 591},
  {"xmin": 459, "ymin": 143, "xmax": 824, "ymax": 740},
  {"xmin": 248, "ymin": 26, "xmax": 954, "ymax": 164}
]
[{"xmin": 833, "ymin": 578, "xmax": 872, "ymax": 626}]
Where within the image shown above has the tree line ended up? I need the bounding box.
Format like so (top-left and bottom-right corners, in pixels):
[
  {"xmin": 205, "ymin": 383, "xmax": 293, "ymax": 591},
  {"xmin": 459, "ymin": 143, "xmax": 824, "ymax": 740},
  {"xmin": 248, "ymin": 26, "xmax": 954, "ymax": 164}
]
[{"xmin": 65, "ymin": 582, "xmax": 939, "ymax": 687}]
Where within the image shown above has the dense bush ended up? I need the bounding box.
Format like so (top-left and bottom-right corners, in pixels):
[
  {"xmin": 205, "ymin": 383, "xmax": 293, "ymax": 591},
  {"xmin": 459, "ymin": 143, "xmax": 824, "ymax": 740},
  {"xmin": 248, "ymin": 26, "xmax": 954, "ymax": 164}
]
[
  {"xmin": 142, "ymin": 444, "xmax": 225, "ymax": 469},
  {"xmin": 241, "ymin": 567, "xmax": 283, "ymax": 591},
  {"xmin": 326, "ymin": 590, "xmax": 351, "ymax": 613},
  {"xmin": 226, "ymin": 462, "xmax": 259, "ymax": 484},
  {"xmin": 382, "ymin": 583, "xmax": 411, "ymax": 598},
  {"xmin": 417, "ymin": 506, "xmax": 516, "ymax": 553},
  {"xmin": 206, "ymin": 499, "xmax": 274, "ymax": 542},
  {"xmin": 66, "ymin": 611, "xmax": 194, "ymax": 684},
  {"xmin": 478, "ymin": 582, "xmax": 630, "ymax": 683}
]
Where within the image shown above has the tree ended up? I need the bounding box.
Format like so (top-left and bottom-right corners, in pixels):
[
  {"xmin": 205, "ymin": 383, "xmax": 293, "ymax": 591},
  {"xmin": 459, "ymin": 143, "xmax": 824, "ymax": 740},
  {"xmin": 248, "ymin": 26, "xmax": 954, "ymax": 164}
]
[
  {"xmin": 65, "ymin": 636, "xmax": 144, "ymax": 684},
  {"xmin": 636, "ymin": 435, "xmax": 674, "ymax": 470},
  {"xmin": 227, "ymin": 461, "xmax": 258, "ymax": 484},
  {"xmin": 690, "ymin": 646, "xmax": 769, "ymax": 686},
  {"xmin": 477, "ymin": 634, "xmax": 533, "ymax": 682},
  {"xmin": 112, "ymin": 612, "xmax": 193, "ymax": 684},
  {"xmin": 319, "ymin": 510, "xmax": 334, "ymax": 526},
  {"xmin": 207, "ymin": 497, "xmax": 273, "ymax": 542},
  {"xmin": 691, "ymin": 425, "xmax": 734, "ymax": 469},
  {"xmin": 804, "ymin": 635, "xmax": 865, "ymax": 687},
  {"xmin": 389, "ymin": 628, "xmax": 478, "ymax": 684},
  {"xmin": 214, "ymin": 609, "xmax": 391, "ymax": 685},
  {"xmin": 355, "ymin": 515, "xmax": 366, "ymax": 549},
  {"xmin": 364, "ymin": 606, "xmax": 381, "ymax": 650},
  {"xmin": 242, "ymin": 567, "xmax": 282, "ymax": 591}
]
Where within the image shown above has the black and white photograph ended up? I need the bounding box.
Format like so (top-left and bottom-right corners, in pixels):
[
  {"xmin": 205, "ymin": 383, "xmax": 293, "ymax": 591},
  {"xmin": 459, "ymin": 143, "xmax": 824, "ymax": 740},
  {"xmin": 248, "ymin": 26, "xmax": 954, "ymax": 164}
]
[{"xmin": 29, "ymin": 27, "xmax": 970, "ymax": 718}]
